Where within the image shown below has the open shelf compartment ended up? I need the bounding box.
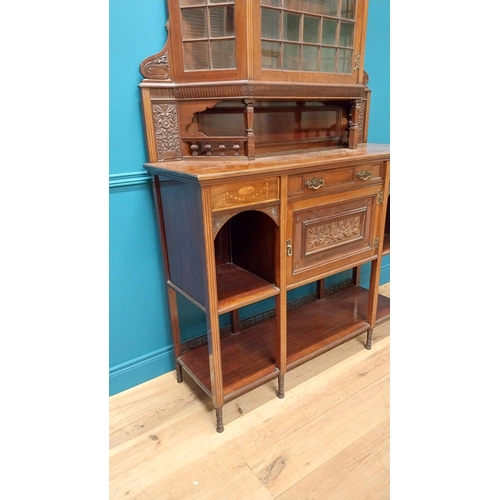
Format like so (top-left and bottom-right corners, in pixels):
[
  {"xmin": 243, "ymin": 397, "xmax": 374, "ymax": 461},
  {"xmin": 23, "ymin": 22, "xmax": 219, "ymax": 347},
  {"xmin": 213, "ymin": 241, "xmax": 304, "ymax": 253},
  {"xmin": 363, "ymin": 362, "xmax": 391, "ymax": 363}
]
[
  {"xmin": 216, "ymin": 263, "xmax": 280, "ymax": 314},
  {"xmin": 178, "ymin": 284, "xmax": 390, "ymax": 403}
]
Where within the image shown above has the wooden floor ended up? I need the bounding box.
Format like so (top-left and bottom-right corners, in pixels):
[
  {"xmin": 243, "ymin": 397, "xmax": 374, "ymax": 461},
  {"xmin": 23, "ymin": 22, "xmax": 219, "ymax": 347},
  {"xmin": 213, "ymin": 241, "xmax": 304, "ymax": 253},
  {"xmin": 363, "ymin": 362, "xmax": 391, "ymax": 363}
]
[{"xmin": 109, "ymin": 283, "xmax": 390, "ymax": 499}]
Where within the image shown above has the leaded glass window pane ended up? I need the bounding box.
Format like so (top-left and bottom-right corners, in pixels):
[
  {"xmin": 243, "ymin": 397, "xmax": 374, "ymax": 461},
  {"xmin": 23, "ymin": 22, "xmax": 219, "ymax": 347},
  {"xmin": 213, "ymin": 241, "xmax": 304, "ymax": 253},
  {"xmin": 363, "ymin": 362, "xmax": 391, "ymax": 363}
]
[{"xmin": 260, "ymin": 0, "xmax": 357, "ymax": 73}]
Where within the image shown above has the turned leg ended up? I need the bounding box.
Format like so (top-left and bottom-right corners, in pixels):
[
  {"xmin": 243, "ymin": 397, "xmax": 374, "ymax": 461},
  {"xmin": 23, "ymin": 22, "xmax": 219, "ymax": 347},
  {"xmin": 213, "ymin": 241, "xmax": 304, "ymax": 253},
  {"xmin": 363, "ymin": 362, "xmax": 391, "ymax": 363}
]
[
  {"xmin": 215, "ymin": 407, "xmax": 224, "ymax": 433},
  {"xmin": 365, "ymin": 328, "xmax": 373, "ymax": 350},
  {"xmin": 175, "ymin": 361, "xmax": 183, "ymax": 383},
  {"xmin": 277, "ymin": 373, "xmax": 285, "ymax": 399}
]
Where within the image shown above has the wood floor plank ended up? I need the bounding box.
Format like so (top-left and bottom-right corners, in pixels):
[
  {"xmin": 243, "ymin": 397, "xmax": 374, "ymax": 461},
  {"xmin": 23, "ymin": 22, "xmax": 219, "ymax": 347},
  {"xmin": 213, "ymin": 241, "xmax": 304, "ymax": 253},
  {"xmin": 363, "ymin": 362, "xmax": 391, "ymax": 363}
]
[
  {"xmin": 109, "ymin": 373, "xmax": 207, "ymax": 449},
  {"xmin": 109, "ymin": 284, "xmax": 390, "ymax": 499},
  {"xmin": 244, "ymin": 374, "xmax": 389, "ymax": 497},
  {"xmin": 276, "ymin": 418, "xmax": 390, "ymax": 500},
  {"xmin": 111, "ymin": 450, "xmax": 273, "ymax": 499}
]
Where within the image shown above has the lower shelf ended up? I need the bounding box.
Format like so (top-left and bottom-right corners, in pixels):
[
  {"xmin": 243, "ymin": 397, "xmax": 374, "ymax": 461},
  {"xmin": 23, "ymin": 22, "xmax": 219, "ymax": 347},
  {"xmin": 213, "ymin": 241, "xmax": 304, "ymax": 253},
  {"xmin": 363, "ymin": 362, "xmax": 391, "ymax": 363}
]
[
  {"xmin": 178, "ymin": 285, "xmax": 390, "ymax": 403},
  {"xmin": 286, "ymin": 285, "xmax": 389, "ymax": 369}
]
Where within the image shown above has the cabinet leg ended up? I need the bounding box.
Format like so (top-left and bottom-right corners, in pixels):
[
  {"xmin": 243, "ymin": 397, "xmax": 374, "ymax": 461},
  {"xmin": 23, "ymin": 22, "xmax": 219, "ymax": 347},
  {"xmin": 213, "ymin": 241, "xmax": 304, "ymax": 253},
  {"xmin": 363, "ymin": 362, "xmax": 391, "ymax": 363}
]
[
  {"xmin": 215, "ymin": 407, "xmax": 224, "ymax": 433},
  {"xmin": 365, "ymin": 328, "xmax": 373, "ymax": 350},
  {"xmin": 175, "ymin": 362, "xmax": 183, "ymax": 383},
  {"xmin": 277, "ymin": 374, "xmax": 285, "ymax": 399}
]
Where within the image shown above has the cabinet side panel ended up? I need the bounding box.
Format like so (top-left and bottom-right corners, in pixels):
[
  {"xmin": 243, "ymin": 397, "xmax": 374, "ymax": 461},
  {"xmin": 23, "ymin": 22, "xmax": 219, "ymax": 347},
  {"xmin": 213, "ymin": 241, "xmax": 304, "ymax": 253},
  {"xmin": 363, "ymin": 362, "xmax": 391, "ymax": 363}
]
[{"xmin": 159, "ymin": 179, "xmax": 208, "ymax": 307}]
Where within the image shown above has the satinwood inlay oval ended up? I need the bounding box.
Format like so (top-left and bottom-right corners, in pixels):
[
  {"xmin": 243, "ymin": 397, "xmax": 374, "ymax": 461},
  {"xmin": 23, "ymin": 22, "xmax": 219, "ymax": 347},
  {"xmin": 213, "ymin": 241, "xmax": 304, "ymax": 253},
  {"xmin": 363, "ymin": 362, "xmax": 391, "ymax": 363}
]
[{"xmin": 237, "ymin": 186, "xmax": 256, "ymax": 196}]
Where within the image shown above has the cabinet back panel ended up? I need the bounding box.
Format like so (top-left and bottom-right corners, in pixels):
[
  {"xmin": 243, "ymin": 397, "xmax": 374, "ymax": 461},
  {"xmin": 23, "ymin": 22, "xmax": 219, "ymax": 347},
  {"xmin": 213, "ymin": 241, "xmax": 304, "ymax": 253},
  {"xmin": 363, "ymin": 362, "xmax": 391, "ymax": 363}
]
[{"xmin": 229, "ymin": 210, "xmax": 278, "ymax": 285}]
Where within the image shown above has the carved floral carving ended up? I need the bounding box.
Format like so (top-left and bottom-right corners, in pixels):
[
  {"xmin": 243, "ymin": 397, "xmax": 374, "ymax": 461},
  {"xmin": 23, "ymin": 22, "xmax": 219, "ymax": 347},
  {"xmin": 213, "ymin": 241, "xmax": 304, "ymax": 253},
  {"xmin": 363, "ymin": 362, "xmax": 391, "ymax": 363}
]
[
  {"xmin": 152, "ymin": 104, "xmax": 181, "ymax": 160},
  {"xmin": 307, "ymin": 216, "xmax": 362, "ymax": 251}
]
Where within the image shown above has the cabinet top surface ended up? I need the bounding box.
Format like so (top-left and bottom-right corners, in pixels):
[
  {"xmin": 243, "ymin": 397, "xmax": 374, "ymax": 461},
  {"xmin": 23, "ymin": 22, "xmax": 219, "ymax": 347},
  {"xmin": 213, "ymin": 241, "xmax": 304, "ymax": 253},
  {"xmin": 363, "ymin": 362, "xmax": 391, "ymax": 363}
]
[{"xmin": 144, "ymin": 143, "xmax": 390, "ymax": 183}]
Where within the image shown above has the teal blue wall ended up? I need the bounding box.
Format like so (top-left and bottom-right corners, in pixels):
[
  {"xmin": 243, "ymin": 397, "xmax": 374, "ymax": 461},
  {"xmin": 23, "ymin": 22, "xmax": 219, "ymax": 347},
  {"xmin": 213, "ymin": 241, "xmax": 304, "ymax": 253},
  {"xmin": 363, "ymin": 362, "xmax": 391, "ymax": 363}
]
[{"xmin": 109, "ymin": 0, "xmax": 390, "ymax": 396}]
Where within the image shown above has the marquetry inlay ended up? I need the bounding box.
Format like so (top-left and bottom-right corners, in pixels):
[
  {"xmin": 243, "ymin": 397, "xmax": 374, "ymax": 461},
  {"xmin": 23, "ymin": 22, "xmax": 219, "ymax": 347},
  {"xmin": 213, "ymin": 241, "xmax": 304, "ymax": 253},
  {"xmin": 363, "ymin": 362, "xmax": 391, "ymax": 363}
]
[{"xmin": 223, "ymin": 182, "xmax": 269, "ymax": 204}]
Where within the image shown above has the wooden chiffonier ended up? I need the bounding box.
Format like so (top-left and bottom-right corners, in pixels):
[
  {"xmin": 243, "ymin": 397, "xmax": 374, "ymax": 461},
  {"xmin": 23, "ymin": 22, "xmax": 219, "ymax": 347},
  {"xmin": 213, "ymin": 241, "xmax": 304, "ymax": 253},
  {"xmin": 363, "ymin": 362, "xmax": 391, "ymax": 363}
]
[{"xmin": 139, "ymin": 0, "xmax": 390, "ymax": 432}]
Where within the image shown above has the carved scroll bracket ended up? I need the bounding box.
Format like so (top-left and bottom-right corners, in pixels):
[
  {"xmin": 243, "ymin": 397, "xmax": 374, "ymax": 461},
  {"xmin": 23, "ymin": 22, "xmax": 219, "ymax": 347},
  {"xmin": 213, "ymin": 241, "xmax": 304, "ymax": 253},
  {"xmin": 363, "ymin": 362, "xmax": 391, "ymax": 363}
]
[{"xmin": 139, "ymin": 21, "xmax": 171, "ymax": 80}]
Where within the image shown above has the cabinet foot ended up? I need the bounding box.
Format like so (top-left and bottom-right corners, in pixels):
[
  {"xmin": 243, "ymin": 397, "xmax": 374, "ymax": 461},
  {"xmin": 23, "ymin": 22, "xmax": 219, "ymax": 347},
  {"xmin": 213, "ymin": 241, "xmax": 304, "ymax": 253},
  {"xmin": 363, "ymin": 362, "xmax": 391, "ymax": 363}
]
[
  {"xmin": 277, "ymin": 374, "xmax": 285, "ymax": 399},
  {"xmin": 175, "ymin": 362, "xmax": 183, "ymax": 383},
  {"xmin": 215, "ymin": 408, "xmax": 224, "ymax": 433},
  {"xmin": 365, "ymin": 328, "xmax": 373, "ymax": 350}
]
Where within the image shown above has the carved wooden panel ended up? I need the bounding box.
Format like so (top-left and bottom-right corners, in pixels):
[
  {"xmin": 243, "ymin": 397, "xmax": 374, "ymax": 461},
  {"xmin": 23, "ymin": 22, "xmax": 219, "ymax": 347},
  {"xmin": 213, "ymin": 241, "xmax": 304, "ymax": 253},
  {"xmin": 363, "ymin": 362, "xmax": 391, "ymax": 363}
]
[
  {"xmin": 306, "ymin": 215, "xmax": 363, "ymax": 255},
  {"xmin": 152, "ymin": 103, "xmax": 182, "ymax": 160}
]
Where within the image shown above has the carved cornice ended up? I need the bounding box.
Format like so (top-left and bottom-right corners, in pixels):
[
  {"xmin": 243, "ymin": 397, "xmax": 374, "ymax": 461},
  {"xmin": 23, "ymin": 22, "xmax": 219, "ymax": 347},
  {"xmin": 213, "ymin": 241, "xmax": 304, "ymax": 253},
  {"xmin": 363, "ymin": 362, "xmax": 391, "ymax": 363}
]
[{"xmin": 146, "ymin": 83, "xmax": 365, "ymax": 101}]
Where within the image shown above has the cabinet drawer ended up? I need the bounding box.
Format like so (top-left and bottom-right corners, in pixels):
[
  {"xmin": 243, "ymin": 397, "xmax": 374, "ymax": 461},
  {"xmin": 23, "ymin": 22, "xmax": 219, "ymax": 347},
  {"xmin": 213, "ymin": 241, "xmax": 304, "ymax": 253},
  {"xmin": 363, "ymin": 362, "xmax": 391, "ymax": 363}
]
[
  {"xmin": 211, "ymin": 177, "xmax": 279, "ymax": 211},
  {"xmin": 288, "ymin": 162, "xmax": 384, "ymax": 201},
  {"xmin": 288, "ymin": 186, "xmax": 382, "ymax": 285}
]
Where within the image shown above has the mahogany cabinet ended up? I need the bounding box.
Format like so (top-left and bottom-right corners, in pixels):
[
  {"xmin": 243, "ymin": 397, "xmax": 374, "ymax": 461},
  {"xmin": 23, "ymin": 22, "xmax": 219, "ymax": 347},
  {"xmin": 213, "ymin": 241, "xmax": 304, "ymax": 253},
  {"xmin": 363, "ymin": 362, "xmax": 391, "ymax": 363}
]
[{"xmin": 139, "ymin": 0, "xmax": 390, "ymax": 432}]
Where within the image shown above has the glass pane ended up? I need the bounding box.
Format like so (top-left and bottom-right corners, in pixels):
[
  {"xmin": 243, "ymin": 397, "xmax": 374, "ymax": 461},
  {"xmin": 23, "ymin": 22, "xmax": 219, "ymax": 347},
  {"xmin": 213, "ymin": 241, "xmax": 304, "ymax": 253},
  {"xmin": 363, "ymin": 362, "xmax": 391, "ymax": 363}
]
[
  {"xmin": 322, "ymin": 19, "xmax": 337, "ymax": 45},
  {"xmin": 184, "ymin": 41, "xmax": 209, "ymax": 70},
  {"xmin": 283, "ymin": 12, "xmax": 300, "ymax": 41},
  {"xmin": 339, "ymin": 22, "xmax": 354, "ymax": 46},
  {"xmin": 210, "ymin": 39, "xmax": 236, "ymax": 68},
  {"xmin": 181, "ymin": 0, "xmax": 206, "ymax": 6},
  {"xmin": 210, "ymin": 6, "xmax": 234, "ymax": 37},
  {"xmin": 209, "ymin": 0, "xmax": 231, "ymax": 3},
  {"xmin": 261, "ymin": 41, "xmax": 281, "ymax": 68},
  {"xmin": 320, "ymin": 47, "xmax": 335, "ymax": 72},
  {"xmin": 285, "ymin": 0, "xmax": 337, "ymax": 16},
  {"xmin": 283, "ymin": 43, "xmax": 300, "ymax": 70},
  {"xmin": 181, "ymin": 8, "xmax": 208, "ymax": 39},
  {"xmin": 261, "ymin": 0, "xmax": 281, "ymax": 6},
  {"xmin": 340, "ymin": 0, "xmax": 356, "ymax": 19},
  {"xmin": 303, "ymin": 16, "xmax": 320, "ymax": 43},
  {"xmin": 302, "ymin": 45, "xmax": 319, "ymax": 71},
  {"xmin": 262, "ymin": 8, "xmax": 281, "ymax": 39},
  {"xmin": 337, "ymin": 48, "xmax": 352, "ymax": 73}
]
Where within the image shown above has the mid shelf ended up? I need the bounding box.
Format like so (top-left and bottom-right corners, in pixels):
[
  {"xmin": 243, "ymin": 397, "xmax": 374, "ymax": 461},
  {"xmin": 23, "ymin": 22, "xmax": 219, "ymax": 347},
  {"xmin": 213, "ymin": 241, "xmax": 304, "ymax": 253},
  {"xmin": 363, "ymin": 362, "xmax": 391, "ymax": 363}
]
[{"xmin": 216, "ymin": 263, "xmax": 280, "ymax": 315}]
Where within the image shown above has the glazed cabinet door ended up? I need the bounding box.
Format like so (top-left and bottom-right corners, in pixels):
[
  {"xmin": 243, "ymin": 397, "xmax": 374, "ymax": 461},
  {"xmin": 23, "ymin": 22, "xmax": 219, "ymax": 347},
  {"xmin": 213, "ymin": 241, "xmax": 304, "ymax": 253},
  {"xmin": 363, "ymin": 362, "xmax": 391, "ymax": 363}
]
[
  {"xmin": 287, "ymin": 184, "xmax": 383, "ymax": 287},
  {"xmin": 167, "ymin": 0, "xmax": 248, "ymax": 83},
  {"xmin": 255, "ymin": 0, "xmax": 368, "ymax": 85}
]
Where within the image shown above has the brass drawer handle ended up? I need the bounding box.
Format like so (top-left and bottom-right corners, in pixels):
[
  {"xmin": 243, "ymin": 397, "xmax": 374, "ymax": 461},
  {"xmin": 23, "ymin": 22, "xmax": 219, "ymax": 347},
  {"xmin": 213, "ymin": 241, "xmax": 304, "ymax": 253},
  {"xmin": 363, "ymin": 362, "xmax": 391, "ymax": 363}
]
[
  {"xmin": 305, "ymin": 177, "xmax": 325, "ymax": 190},
  {"xmin": 356, "ymin": 169, "xmax": 373, "ymax": 181}
]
